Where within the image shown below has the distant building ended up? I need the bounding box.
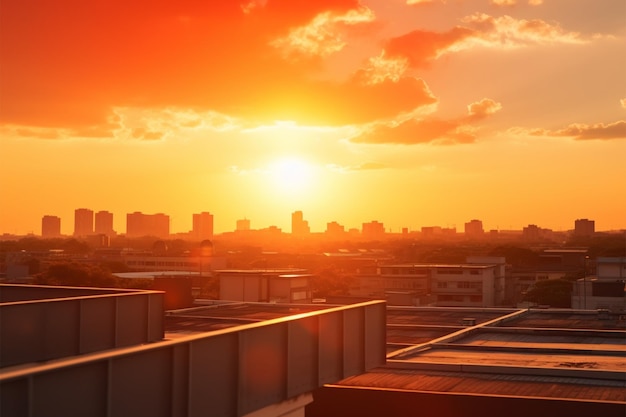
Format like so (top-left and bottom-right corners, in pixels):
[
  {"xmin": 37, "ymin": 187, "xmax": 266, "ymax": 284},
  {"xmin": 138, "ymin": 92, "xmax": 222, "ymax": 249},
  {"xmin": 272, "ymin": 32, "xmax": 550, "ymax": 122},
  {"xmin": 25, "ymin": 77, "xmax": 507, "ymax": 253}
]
[
  {"xmin": 73, "ymin": 208, "xmax": 94, "ymax": 237},
  {"xmin": 126, "ymin": 212, "xmax": 169, "ymax": 238},
  {"xmin": 236, "ymin": 218, "xmax": 250, "ymax": 231},
  {"xmin": 94, "ymin": 210, "xmax": 115, "ymax": 236},
  {"xmin": 421, "ymin": 226, "xmax": 457, "ymax": 238},
  {"xmin": 353, "ymin": 257, "xmax": 506, "ymax": 307},
  {"xmin": 572, "ymin": 257, "xmax": 626, "ymax": 311},
  {"xmin": 574, "ymin": 218, "xmax": 595, "ymax": 237},
  {"xmin": 291, "ymin": 210, "xmax": 310, "ymax": 236},
  {"xmin": 192, "ymin": 212, "xmax": 214, "ymax": 240},
  {"xmin": 41, "ymin": 215, "xmax": 61, "ymax": 238},
  {"xmin": 522, "ymin": 224, "xmax": 554, "ymax": 241},
  {"xmin": 464, "ymin": 219, "xmax": 484, "ymax": 237},
  {"xmin": 362, "ymin": 221, "xmax": 385, "ymax": 240},
  {"xmin": 217, "ymin": 269, "xmax": 313, "ymax": 303},
  {"xmin": 326, "ymin": 221, "xmax": 345, "ymax": 237}
]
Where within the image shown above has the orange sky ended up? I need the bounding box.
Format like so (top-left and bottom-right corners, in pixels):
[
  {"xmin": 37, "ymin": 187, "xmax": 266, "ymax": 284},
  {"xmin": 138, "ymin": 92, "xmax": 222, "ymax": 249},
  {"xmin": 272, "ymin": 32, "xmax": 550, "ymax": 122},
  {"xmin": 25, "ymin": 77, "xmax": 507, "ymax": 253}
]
[{"xmin": 1, "ymin": 0, "xmax": 625, "ymax": 235}]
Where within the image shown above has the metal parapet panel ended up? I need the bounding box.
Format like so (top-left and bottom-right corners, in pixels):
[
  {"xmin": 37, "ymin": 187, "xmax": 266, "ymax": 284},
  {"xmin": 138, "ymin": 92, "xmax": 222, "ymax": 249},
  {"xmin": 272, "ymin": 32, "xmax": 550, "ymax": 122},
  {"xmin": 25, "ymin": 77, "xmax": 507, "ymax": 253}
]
[{"xmin": 0, "ymin": 299, "xmax": 387, "ymax": 417}]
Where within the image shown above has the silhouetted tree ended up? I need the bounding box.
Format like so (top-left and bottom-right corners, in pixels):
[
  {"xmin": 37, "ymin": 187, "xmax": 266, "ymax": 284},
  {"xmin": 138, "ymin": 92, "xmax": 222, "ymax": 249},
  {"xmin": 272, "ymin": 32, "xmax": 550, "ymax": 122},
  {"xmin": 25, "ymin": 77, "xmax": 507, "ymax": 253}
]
[
  {"xmin": 523, "ymin": 279, "xmax": 573, "ymax": 308},
  {"xmin": 489, "ymin": 245, "xmax": 539, "ymax": 268},
  {"xmin": 311, "ymin": 267, "xmax": 353, "ymax": 298},
  {"xmin": 33, "ymin": 262, "xmax": 117, "ymax": 287}
]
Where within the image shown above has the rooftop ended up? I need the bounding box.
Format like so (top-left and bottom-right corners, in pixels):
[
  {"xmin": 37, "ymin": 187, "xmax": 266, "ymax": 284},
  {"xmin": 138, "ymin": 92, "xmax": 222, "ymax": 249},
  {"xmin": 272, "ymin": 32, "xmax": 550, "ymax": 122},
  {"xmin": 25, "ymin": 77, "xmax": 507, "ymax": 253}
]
[{"xmin": 323, "ymin": 306, "xmax": 626, "ymax": 410}]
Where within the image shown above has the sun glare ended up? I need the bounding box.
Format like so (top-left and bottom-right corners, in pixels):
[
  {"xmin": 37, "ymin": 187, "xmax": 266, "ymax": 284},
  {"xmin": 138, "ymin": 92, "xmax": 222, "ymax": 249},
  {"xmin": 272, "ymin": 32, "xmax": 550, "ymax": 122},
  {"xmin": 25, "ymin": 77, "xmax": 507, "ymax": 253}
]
[{"xmin": 268, "ymin": 157, "xmax": 315, "ymax": 192}]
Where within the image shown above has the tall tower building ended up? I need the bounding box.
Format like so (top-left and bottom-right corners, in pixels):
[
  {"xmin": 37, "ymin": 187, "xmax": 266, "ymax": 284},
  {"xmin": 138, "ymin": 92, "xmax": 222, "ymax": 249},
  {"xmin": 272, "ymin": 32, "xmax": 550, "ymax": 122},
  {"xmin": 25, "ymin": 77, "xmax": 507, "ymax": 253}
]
[
  {"xmin": 95, "ymin": 211, "xmax": 115, "ymax": 236},
  {"xmin": 362, "ymin": 221, "xmax": 385, "ymax": 239},
  {"xmin": 574, "ymin": 218, "xmax": 595, "ymax": 237},
  {"xmin": 152, "ymin": 213, "xmax": 170, "ymax": 239},
  {"xmin": 236, "ymin": 218, "xmax": 251, "ymax": 232},
  {"xmin": 291, "ymin": 211, "xmax": 310, "ymax": 236},
  {"xmin": 41, "ymin": 215, "xmax": 61, "ymax": 238},
  {"xmin": 464, "ymin": 219, "xmax": 484, "ymax": 237},
  {"xmin": 192, "ymin": 212, "xmax": 214, "ymax": 240},
  {"xmin": 74, "ymin": 208, "xmax": 94, "ymax": 237}
]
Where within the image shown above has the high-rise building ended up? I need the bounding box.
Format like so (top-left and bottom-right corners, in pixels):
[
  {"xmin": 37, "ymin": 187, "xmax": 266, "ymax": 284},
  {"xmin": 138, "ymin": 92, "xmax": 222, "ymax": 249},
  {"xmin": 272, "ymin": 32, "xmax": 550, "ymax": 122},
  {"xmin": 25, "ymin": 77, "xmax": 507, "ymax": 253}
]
[
  {"xmin": 464, "ymin": 219, "xmax": 484, "ymax": 237},
  {"xmin": 94, "ymin": 210, "xmax": 115, "ymax": 236},
  {"xmin": 126, "ymin": 212, "xmax": 169, "ymax": 238},
  {"xmin": 236, "ymin": 218, "xmax": 251, "ymax": 231},
  {"xmin": 291, "ymin": 211, "xmax": 310, "ymax": 236},
  {"xmin": 192, "ymin": 212, "xmax": 214, "ymax": 240},
  {"xmin": 41, "ymin": 215, "xmax": 61, "ymax": 238},
  {"xmin": 362, "ymin": 221, "xmax": 385, "ymax": 239},
  {"xmin": 326, "ymin": 221, "xmax": 345, "ymax": 236},
  {"xmin": 574, "ymin": 218, "xmax": 595, "ymax": 237},
  {"xmin": 74, "ymin": 208, "xmax": 94, "ymax": 237}
]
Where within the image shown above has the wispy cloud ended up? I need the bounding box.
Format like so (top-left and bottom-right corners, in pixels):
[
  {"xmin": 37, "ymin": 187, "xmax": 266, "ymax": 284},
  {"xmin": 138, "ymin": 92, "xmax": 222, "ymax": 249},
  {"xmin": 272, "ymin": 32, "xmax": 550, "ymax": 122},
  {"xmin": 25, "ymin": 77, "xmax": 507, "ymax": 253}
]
[
  {"xmin": 351, "ymin": 98, "xmax": 502, "ymax": 145},
  {"xmin": 327, "ymin": 162, "xmax": 388, "ymax": 172},
  {"xmin": 270, "ymin": 7, "xmax": 375, "ymax": 59},
  {"xmin": 383, "ymin": 13, "xmax": 586, "ymax": 73},
  {"xmin": 529, "ymin": 121, "xmax": 626, "ymax": 140}
]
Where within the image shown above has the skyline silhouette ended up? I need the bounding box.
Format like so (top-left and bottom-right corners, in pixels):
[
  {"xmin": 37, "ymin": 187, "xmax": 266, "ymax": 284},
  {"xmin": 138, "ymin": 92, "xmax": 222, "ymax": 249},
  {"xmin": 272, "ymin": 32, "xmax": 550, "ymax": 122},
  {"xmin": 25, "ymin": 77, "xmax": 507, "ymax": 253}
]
[{"xmin": 9, "ymin": 207, "xmax": 616, "ymax": 238}]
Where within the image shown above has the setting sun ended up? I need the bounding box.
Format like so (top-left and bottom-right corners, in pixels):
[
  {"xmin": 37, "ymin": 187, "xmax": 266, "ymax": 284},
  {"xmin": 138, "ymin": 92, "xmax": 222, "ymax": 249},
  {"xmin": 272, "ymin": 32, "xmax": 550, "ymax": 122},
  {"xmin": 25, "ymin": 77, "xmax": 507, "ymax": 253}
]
[{"xmin": 268, "ymin": 157, "xmax": 316, "ymax": 193}]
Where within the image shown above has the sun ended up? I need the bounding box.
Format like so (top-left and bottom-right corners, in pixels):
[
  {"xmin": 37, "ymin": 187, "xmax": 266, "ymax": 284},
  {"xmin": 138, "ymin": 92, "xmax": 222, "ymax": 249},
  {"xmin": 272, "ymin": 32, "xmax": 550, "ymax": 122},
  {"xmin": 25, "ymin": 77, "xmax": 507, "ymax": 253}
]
[{"xmin": 267, "ymin": 157, "xmax": 315, "ymax": 193}]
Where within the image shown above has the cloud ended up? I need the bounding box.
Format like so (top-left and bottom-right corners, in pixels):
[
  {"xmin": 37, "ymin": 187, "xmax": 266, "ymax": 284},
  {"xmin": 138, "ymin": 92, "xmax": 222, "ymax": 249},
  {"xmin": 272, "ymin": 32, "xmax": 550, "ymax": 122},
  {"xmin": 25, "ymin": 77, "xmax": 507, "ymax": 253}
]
[
  {"xmin": 467, "ymin": 98, "xmax": 503, "ymax": 120},
  {"xmin": 490, "ymin": 0, "xmax": 516, "ymax": 6},
  {"xmin": 3, "ymin": 0, "xmax": 404, "ymax": 135},
  {"xmin": 383, "ymin": 13, "xmax": 586, "ymax": 71},
  {"xmin": 406, "ymin": 0, "xmax": 444, "ymax": 5},
  {"xmin": 459, "ymin": 13, "xmax": 585, "ymax": 48},
  {"xmin": 351, "ymin": 98, "xmax": 502, "ymax": 145},
  {"xmin": 13, "ymin": 127, "xmax": 68, "ymax": 140},
  {"xmin": 385, "ymin": 27, "xmax": 474, "ymax": 68},
  {"xmin": 326, "ymin": 162, "xmax": 387, "ymax": 172},
  {"xmin": 621, "ymin": 99, "xmax": 626, "ymax": 110},
  {"xmin": 270, "ymin": 7, "xmax": 375, "ymax": 59},
  {"xmin": 111, "ymin": 107, "xmax": 241, "ymax": 141},
  {"xmin": 485, "ymin": 1, "xmax": 544, "ymax": 7},
  {"xmin": 531, "ymin": 121, "xmax": 626, "ymax": 140}
]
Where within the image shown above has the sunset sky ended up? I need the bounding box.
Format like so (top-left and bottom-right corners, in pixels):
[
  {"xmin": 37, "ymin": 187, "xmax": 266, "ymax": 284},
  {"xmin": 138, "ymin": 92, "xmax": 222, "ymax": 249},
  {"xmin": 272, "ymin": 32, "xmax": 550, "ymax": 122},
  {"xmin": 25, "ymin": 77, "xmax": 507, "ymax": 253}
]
[{"xmin": 1, "ymin": 0, "xmax": 625, "ymax": 235}]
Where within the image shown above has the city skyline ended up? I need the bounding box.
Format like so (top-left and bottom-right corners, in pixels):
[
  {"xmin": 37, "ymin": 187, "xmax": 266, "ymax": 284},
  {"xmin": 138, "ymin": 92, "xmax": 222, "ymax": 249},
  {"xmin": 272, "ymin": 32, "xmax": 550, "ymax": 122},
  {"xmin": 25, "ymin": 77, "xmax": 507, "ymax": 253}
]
[
  {"xmin": 1, "ymin": 1, "xmax": 625, "ymax": 236},
  {"xmin": 18, "ymin": 207, "xmax": 617, "ymax": 237}
]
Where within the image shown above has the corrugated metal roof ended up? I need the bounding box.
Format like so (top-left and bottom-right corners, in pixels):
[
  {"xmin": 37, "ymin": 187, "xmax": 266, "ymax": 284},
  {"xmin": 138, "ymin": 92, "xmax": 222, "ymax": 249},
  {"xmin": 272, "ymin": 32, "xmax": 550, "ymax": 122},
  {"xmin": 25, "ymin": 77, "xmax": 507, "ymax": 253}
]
[{"xmin": 335, "ymin": 368, "xmax": 626, "ymax": 402}]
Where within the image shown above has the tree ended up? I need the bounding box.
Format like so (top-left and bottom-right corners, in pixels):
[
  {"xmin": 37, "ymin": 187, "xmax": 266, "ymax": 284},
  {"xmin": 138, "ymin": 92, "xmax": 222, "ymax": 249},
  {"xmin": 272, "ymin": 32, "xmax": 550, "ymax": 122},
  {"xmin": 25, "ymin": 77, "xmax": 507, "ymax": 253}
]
[
  {"xmin": 311, "ymin": 267, "xmax": 353, "ymax": 298},
  {"xmin": 523, "ymin": 279, "xmax": 573, "ymax": 308},
  {"xmin": 33, "ymin": 262, "xmax": 117, "ymax": 288}
]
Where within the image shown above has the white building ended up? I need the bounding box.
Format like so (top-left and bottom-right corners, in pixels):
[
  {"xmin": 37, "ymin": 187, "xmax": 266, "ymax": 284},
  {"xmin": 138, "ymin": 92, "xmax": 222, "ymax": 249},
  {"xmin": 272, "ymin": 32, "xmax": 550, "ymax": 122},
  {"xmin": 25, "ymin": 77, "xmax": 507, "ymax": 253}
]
[
  {"xmin": 353, "ymin": 257, "xmax": 506, "ymax": 307},
  {"xmin": 572, "ymin": 257, "xmax": 626, "ymax": 311}
]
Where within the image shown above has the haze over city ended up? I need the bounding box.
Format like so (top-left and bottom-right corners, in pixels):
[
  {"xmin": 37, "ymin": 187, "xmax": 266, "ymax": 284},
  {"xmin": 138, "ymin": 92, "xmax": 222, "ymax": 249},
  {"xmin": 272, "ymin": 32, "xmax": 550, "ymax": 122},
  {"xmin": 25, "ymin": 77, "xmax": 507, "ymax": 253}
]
[{"xmin": 1, "ymin": 0, "xmax": 625, "ymax": 235}]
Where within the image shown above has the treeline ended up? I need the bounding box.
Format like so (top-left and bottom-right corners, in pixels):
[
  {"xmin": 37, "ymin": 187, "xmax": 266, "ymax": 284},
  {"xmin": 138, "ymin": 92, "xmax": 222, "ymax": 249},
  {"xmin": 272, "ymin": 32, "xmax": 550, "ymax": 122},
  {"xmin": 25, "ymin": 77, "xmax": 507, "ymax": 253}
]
[{"xmin": 32, "ymin": 262, "xmax": 151, "ymax": 289}]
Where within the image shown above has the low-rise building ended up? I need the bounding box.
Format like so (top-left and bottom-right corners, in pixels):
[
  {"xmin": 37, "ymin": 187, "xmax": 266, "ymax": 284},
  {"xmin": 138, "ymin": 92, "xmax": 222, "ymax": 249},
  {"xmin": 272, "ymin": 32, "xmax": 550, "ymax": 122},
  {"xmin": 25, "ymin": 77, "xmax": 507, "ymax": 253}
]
[
  {"xmin": 353, "ymin": 258, "xmax": 506, "ymax": 307},
  {"xmin": 217, "ymin": 269, "xmax": 313, "ymax": 303},
  {"xmin": 572, "ymin": 257, "xmax": 626, "ymax": 311}
]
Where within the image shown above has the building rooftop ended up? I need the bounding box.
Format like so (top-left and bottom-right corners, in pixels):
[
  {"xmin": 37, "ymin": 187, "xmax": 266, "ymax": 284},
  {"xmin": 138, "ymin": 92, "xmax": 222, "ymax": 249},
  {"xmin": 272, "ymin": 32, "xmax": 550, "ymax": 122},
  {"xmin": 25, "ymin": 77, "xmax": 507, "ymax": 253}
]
[
  {"xmin": 381, "ymin": 263, "xmax": 497, "ymax": 269},
  {"xmin": 315, "ymin": 306, "xmax": 626, "ymax": 413},
  {"xmin": 163, "ymin": 302, "xmax": 331, "ymax": 336},
  {"xmin": 333, "ymin": 366, "xmax": 625, "ymax": 403}
]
